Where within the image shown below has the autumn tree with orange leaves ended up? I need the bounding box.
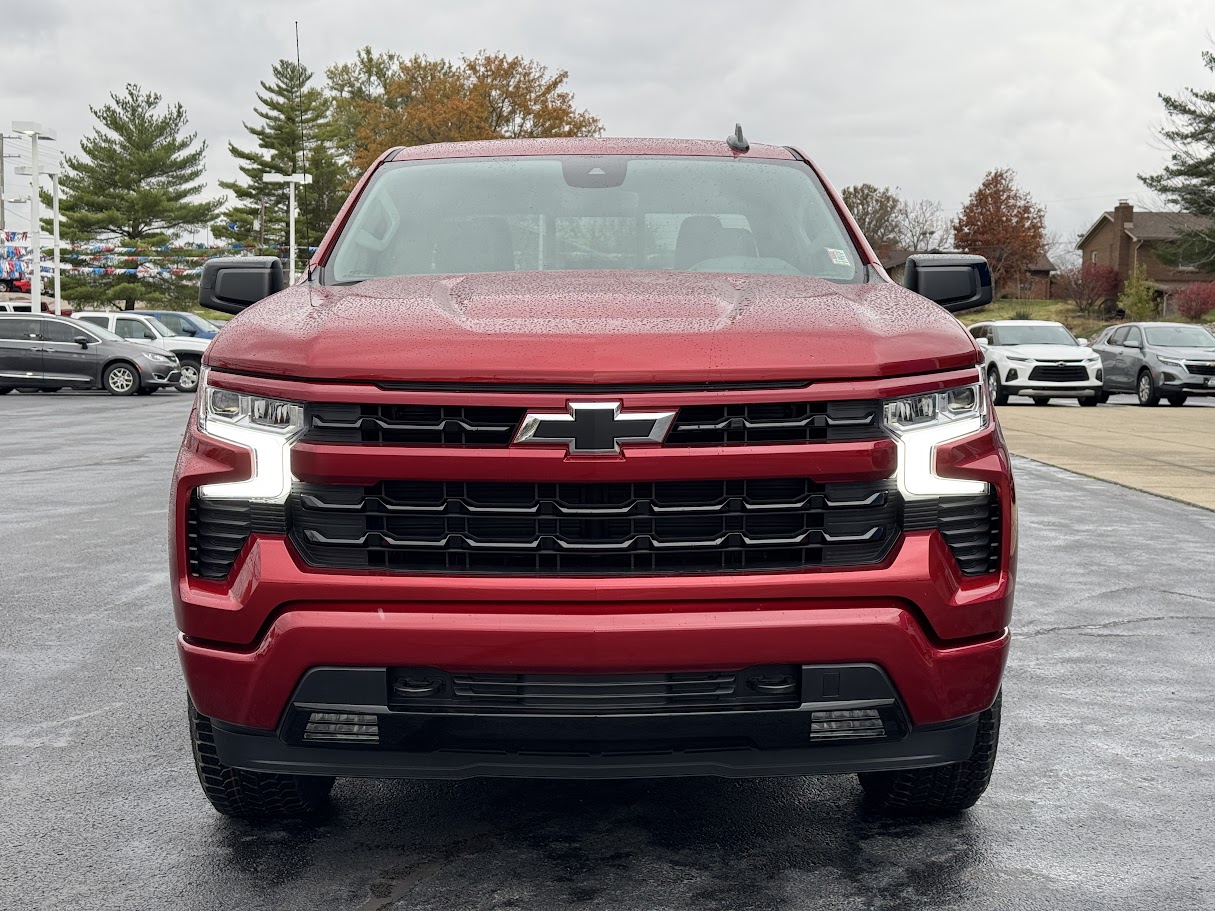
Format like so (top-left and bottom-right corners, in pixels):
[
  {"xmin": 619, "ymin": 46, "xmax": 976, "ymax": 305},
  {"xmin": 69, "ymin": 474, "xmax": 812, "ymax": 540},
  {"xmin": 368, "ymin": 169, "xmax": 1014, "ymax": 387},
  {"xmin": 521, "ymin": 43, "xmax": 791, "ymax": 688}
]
[
  {"xmin": 328, "ymin": 49, "xmax": 603, "ymax": 174},
  {"xmin": 953, "ymin": 168, "xmax": 1046, "ymax": 296}
]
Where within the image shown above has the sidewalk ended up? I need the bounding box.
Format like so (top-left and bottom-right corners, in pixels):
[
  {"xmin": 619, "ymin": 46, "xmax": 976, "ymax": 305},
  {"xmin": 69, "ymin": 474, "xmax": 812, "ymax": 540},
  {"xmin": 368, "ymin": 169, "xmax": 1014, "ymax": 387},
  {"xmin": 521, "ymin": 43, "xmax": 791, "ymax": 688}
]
[{"xmin": 995, "ymin": 400, "xmax": 1215, "ymax": 510}]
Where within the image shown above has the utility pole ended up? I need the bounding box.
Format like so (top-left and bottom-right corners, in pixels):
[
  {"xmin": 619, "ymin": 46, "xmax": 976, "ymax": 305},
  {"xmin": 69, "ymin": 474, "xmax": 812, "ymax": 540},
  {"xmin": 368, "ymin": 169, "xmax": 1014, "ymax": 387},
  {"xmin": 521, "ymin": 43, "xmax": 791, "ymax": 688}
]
[
  {"xmin": 12, "ymin": 122, "xmax": 56, "ymax": 311},
  {"xmin": 263, "ymin": 172, "xmax": 311, "ymax": 283}
]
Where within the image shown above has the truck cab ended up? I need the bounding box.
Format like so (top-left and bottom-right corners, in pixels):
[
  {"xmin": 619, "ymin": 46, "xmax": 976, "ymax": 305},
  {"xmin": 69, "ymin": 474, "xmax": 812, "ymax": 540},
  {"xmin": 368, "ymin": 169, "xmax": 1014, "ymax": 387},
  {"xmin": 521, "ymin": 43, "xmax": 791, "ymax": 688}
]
[{"xmin": 172, "ymin": 135, "xmax": 1011, "ymax": 818}]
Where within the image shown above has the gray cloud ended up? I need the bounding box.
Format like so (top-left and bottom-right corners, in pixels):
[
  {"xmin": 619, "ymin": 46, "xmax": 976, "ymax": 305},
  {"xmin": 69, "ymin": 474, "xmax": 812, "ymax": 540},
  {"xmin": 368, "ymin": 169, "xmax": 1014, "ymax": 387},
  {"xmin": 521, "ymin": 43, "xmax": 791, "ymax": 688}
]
[{"xmin": 3, "ymin": 0, "xmax": 1212, "ymax": 251}]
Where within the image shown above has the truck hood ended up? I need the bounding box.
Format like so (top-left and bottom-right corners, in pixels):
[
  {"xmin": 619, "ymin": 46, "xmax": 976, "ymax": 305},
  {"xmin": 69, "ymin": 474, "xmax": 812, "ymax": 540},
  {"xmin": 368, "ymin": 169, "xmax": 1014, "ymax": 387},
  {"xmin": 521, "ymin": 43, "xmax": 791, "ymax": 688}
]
[{"xmin": 206, "ymin": 271, "xmax": 980, "ymax": 384}]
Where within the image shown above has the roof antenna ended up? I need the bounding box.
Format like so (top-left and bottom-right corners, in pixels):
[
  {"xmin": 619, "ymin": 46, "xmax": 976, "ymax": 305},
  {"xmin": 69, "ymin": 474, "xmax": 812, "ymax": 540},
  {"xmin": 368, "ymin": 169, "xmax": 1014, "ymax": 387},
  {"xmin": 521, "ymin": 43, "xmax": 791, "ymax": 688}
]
[{"xmin": 726, "ymin": 123, "xmax": 749, "ymax": 153}]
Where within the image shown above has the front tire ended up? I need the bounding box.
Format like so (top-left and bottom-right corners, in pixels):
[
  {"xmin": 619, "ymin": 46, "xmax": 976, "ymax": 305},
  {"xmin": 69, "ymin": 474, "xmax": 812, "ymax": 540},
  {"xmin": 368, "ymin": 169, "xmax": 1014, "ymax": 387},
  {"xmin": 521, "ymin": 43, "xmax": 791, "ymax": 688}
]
[
  {"xmin": 189, "ymin": 700, "xmax": 334, "ymax": 819},
  {"xmin": 176, "ymin": 357, "xmax": 201, "ymax": 393},
  {"xmin": 1033, "ymin": 397, "xmax": 1051, "ymax": 406},
  {"xmin": 1137, "ymin": 370, "xmax": 1160, "ymax": 407},
  {"xmin": 1167, "ymin": 394, "xmax": 1188, "ymax": 407},
  {"xmin": 986, "ymin": 368, "xmax": 1009, "ymax": 406},
  {"xmin": 103, "ymin": 362, "xmax": 140, "ymax": 396},
  {"xmin": 1079, "ymin": 395, "xmax": 1099, "ymax": 407},
  {"xmin": 859, "ymin": 692, "xmax": 1001, "ymax": 815}
]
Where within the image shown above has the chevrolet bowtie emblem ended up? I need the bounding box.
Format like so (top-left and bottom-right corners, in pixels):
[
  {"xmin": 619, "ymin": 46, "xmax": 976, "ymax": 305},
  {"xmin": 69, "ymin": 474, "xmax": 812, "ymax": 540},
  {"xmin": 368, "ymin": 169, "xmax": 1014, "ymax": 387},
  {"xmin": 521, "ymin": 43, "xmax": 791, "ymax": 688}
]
[{"xmin": 514, "ymin": 401, "xmax": 676, "ymax": 455}]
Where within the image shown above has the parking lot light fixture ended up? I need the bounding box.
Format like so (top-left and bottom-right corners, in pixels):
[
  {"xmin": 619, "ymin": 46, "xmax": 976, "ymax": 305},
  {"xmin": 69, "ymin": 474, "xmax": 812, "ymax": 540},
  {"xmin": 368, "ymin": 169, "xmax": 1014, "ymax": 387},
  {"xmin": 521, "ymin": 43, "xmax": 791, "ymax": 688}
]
[
  {"xmin": 263, "ymin": 172, "xmax": 312, "ymax": 285},
  {"xmin": 12, "ymin": 122, "xmax": 56, "ymax": 312},
  {"xmin": 16, "ymin": 161, "xmax": 62, "ymax": 315}
]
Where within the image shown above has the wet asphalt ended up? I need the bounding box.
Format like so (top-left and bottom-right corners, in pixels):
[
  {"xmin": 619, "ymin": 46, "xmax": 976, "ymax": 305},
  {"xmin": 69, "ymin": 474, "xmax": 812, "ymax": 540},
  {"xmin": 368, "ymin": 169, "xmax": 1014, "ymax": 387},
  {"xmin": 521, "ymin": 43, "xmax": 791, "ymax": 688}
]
[{"xmin": 1, "ymin": 392, "xmax": 1213, "ymax": 911}]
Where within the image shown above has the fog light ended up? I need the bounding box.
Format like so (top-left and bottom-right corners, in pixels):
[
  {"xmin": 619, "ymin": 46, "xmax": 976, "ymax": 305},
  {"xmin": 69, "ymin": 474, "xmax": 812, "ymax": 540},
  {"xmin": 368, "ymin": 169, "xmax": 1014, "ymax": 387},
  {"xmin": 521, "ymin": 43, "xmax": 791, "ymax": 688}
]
[
  {"xmin": 810, "ymin": 708, "xmax": 885, "ymax": 741},
  {"xmin": 1005, "ymin": 369, "xmax": 1019, "ymax": 382},
  {"xmin": 304, "ymin": 711, "xmax": 379, "ymax": 743}
]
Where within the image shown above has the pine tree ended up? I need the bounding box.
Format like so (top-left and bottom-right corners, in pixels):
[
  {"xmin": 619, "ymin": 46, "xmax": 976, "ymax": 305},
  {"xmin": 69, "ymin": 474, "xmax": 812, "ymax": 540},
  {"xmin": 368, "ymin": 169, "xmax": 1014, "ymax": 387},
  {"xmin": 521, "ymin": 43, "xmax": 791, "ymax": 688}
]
[
  {"xmin": 214, "ymin": 60, "xmax": 345, "ymax": 276},
  {"xmin": 1140, "ymin": 49, "xmax": 1215, "ymax": 271},
  {"xmin": 59, "ymin": 85, "xmax": 218, "ymax": 243},
  {"xmin": 55, "ymin": 84, "xmax": 220, "ymax": 309}
]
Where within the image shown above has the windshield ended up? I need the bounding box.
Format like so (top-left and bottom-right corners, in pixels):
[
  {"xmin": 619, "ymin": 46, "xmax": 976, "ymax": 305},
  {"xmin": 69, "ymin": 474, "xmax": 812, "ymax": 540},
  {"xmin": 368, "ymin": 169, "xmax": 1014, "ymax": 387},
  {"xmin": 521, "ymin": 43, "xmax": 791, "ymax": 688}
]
[
  {"xmin": 144, "ymin": 316, "xmax": 179, "ymax": 338},
  {"xmin": 992, "ymin": 325, "xmax": 1076, "ymax": 346},
  {"xmin": 1144, "ymin": 325, "xmax": 1215, "ymax": 348},
  {"xmin": 326, "ymin": 156, "xmax": 862, "ymax": 284}
]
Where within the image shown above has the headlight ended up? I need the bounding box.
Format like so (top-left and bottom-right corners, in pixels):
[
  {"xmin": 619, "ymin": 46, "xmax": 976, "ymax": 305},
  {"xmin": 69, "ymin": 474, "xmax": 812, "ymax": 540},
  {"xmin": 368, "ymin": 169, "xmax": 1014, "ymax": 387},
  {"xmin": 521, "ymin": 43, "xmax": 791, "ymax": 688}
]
[
  {"xmin": 141, "ymin": 352, "xmax": 172, "ymax": 363},
  {"xmin": 1157, "ymin": 356, "xmax": 1184, "ymax": 367},
  {"xmin": 196, "ymin": 368, "xmax": 304, "ymax": 502},
  {"xmin": 1005, "ymin": 355, "xmax": 1031, "ymax": 363},
  {"xmin": 882, "ymin": 381, "xmax": 989, "ymax": 499}
]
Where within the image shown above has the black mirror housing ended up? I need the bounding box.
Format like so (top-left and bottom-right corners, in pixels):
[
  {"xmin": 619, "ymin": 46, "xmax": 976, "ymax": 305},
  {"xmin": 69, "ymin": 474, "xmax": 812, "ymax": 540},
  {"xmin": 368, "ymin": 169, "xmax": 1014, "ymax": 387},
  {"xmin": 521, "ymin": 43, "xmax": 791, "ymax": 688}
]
[
  {"xmin": 73, "ymin": 335, "xmax": 91, "ymax": 348},
  {"xmin": 199, "ymin": 257, "xmax": 285, "ymax": 314},
  {"xmin": 903, "ymin": 254, "xmax": 993, "ymax": 313}
]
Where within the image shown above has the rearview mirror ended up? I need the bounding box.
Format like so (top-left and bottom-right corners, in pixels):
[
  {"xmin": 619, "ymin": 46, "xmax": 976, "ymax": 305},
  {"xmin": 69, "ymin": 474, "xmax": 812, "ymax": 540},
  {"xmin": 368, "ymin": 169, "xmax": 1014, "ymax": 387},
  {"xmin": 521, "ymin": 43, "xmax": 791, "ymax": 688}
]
[
  {"xmin": 73, "ymin": 335, "xmax": 91, "ymax": 349},
  {"xmin": 903, "ymin": 254, "xmax": 993, "ymax": 313},
  {"xmin": 199, "ymin": 256, "xmax": 285, "ymax": 314}
]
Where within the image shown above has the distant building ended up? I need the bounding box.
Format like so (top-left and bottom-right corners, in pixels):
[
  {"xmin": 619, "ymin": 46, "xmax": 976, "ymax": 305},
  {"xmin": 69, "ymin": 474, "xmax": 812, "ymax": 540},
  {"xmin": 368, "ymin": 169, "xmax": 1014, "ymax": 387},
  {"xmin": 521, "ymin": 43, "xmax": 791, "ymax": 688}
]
[
  {"xmin": 1076, "ymin": 200, "xmax": 1215, "ymax": 303},
  {"xmin": 879, "ymin": 244, "xmax": 1055, "ymax": 299}
]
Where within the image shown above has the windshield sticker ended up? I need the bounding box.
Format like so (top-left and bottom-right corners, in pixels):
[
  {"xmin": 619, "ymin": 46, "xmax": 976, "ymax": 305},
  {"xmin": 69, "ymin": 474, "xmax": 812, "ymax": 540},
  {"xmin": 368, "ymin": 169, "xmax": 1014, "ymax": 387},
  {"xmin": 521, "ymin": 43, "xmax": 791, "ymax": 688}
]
[{"xmin": 827, "ymin": 248, "xmax": 851, "ymax": 266}]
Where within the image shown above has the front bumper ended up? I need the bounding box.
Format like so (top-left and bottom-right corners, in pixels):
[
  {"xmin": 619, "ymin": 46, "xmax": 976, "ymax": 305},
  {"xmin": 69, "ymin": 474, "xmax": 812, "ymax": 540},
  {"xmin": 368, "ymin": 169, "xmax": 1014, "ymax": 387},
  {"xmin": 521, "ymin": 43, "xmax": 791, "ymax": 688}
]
[
  {"xmin": 205, "ymin": 660, "xmax": 985, "ymax": 780},
  {"xmin": 1160, "ymin": 371, "xmax": 1215, "ymax": 396},
  {"xmin": 1004, "ymin": 381, "xmax": 1102, "ymax": 399},
  {"xmin": 139, "ymin": 362, "xmax": 180, "ymax": 388}
]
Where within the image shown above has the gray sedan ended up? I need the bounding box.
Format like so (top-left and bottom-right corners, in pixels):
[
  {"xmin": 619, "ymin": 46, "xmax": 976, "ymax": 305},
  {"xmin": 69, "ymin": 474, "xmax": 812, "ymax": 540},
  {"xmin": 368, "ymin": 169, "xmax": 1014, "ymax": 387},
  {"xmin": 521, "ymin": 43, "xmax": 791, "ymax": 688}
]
[
  {"xmin": 0, "ymin": 314, "xmax": 181, "ymax": 396},
  {"xmin": 1092, "ymin": 322, "xmax": 1215, "ymax": 406}
]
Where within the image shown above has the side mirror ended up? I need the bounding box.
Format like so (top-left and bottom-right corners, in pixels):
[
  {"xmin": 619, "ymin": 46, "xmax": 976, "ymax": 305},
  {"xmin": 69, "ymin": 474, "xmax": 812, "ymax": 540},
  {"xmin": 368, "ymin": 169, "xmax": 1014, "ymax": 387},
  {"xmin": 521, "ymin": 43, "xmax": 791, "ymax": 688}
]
[
  {"xmin": 199, "ymin": 256, "xmax": 285, "ymax": 314},
  {"xmin": 903, "ymin": 254, "xmax": 993, "ymax": 313},
  {"xmin": 1125, "ymin": 339, "xmax": 1143, "ymax": 349},
  {"xmin": 143, "ymin": 330, "xmax": 156, "ymax": 340},
  {"xmin": 1077, "ymin": 338, "xmax": 1090, "ymax": 347},
  {"xmin": 976, "ymin": 337, "xmax": 990, "ymax": 347},
  {"xmin": 73, "ymin": 335, "xmax": 92, "ymax": 349}
]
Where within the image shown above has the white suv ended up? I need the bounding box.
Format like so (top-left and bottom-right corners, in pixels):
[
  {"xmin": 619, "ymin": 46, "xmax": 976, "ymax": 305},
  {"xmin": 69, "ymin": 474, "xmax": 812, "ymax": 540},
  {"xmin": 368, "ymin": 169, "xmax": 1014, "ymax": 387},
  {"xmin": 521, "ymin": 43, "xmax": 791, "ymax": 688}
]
[
  {"xmin": 969, "ymin": 320, "xmax": 1104, "ymax": 406},
  {"xmin": 72, "ymin": 311, "xmax": 210, "ymax": 392}
]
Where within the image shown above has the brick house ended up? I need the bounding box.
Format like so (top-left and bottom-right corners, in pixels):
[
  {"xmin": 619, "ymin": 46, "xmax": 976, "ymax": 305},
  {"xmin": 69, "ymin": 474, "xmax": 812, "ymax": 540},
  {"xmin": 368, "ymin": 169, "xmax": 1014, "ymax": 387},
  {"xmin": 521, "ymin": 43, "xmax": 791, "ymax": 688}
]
[
  {"xmin": 1076, "ymin": 200, "xmax": 1215, "ymax": 304},
  {"xmin": 878, "ymin": 245, "xmax": 1055, "ymax": 299}
]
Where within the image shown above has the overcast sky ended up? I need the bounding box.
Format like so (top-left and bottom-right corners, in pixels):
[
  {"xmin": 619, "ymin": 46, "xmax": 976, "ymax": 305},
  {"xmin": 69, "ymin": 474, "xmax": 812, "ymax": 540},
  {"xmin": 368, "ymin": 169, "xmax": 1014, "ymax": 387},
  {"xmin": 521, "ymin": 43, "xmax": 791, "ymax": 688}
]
[{"xmin": 4, "ymin": 0, "xmax": 1213, "ymax": 259}]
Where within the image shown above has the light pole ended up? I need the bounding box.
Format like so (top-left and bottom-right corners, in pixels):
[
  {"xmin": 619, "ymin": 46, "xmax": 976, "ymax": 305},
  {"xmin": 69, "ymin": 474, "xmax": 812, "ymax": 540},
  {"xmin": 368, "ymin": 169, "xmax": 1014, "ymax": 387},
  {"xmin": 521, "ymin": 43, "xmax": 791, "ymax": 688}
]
[
  {"xmin": 5, "ymin": 196, "xmax": 31, "ymax": 307},
  {"xmin": 13, "ymin": 122, "xmax": 56, "ymax": 312},
  {"xmin": 16, "ymin": 161, "xmax": 61, "ymax": 315},
  {"xmin": 263, "ymin": 172, "xmax": 311, "ymax": 284}
]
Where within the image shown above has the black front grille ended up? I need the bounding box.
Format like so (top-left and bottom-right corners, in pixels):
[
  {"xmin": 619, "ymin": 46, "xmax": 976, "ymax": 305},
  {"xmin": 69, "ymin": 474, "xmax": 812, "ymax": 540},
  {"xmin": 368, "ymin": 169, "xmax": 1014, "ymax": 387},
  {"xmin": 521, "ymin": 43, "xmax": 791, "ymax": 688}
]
[
  {"xmin": 903, "ymin": 493, "xmax": 1001, "ymax": 576},
  {"xmin": 305, "ymin": 403, "xmax": 525, "ymax": 446},
  {"xmin": 665, "ymin": 400, "xmax": 880, "ymax": 446},
  {"xmin": 1028, "ymin": 364, "xmax": 1088, "ymax": 383},
  {"xmin": 302, "ymin": 399, "xmax": 884, "ymax": 447},
  {"xmin": 388, "ymin": 666, "xmax": 801, "ymax": 714},
  {"xmin": 1187, "ymin": 363, "xmax": 1215, "ymax": 377},
  {"xmin": 289, "ymin": 478, "xmax": 901, "ymax": 575},
  {"xmin": 186, "ymin": 496, "xmax": 287, "ymax": 580}
]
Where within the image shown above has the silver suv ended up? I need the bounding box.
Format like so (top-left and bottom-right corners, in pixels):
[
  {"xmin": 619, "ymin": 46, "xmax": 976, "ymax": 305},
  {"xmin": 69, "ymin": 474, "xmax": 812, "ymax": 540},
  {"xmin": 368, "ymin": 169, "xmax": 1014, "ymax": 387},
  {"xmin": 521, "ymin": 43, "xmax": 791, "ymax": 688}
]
[{"xmin": 1091, "ymin": 322, "xmax": 1215, "ymax": 406}]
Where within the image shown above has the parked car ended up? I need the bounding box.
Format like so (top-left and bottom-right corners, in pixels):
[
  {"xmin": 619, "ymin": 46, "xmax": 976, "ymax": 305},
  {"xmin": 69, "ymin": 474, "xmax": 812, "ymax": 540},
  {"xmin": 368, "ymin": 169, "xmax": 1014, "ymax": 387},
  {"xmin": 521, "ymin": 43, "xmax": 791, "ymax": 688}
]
[
  {"xmin": 0, "ymin": 300, "xmax": 74, "ymax": 316},
  {"xmin": 0, "ymin": 278, "xmax": 32, "ymax": 294},
  {"xmin": 72, "ymin": 311, "xmax": 209, "ymax": 392},
  {"xmin": 969, "ymin": 320, "xmax": 1104, "ymax": 406},
  {"xmin": 172, "ymin": 134, "xmax": 1013, "ymax": 819},
  {"xmin": 141, "ymin": 309, "xmax": 220, "ymax": 340},
  {"xmin": 0, "ymin": 313, "xmax": 180, "ymax": 395},
  {"xmin": 1091, "ymin": 321, "xmax": 1215, "ymax": 406}
]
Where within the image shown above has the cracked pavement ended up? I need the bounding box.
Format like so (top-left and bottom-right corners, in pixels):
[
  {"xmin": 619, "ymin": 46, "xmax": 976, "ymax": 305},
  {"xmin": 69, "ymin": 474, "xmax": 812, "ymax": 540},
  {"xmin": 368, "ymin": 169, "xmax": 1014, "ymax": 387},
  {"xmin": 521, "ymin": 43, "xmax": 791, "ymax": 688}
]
[{"xmin": 1, "ymin": 393, "xmax": 1213, "ymax": 910}]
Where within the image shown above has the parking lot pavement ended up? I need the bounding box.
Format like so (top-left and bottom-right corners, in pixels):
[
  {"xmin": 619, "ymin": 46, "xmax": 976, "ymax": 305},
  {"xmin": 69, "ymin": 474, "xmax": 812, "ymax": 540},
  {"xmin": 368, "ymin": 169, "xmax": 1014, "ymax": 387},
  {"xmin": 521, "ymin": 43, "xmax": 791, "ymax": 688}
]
[
  {"xmin": 3, "ymin": 395, "xmax": 1214, "ymax": 911},
  {"xmin": 995, "ymin": 394, "xmax": 1215, "ymax": 510}
]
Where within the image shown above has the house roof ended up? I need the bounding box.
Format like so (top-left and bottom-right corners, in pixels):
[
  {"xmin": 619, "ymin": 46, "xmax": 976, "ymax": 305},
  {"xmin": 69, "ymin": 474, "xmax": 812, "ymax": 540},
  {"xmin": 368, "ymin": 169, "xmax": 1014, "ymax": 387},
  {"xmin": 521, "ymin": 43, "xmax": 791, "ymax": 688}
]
[
  {"xmin": 1077, "ymin": 210, "xmax": 1213, "ymax": 249},
  {"xmin": 1027, "ymin": 253, "xmax": 1056, "ymax": 273}
]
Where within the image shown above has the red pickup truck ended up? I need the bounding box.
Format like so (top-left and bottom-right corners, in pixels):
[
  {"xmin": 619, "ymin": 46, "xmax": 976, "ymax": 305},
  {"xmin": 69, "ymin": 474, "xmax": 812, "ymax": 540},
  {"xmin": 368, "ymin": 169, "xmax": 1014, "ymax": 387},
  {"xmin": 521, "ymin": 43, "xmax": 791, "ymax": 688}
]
[{"xmin": 173, "ymin": 134, "xmax": 1012, "ymax": 819}]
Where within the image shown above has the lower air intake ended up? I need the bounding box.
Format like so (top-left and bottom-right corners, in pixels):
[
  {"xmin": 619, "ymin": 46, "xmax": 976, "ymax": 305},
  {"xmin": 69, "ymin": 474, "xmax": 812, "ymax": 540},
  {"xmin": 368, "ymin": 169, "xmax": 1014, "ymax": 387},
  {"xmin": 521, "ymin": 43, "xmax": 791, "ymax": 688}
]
[
  {"xmin": 809, "ymin": 708, "xmax": 886, "ymax": 741},
  {"xmin": 304, "ymin": 712, "xmax": 379, "ymax": 743}
]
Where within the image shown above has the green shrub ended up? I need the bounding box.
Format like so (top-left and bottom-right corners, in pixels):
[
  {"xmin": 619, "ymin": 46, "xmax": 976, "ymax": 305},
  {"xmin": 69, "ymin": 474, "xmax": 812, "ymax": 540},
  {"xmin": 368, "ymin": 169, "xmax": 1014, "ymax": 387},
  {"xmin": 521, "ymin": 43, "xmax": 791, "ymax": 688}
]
[{"xmin": 1118, "ymin": 265, "xmax": 1158, "ymax": 321}]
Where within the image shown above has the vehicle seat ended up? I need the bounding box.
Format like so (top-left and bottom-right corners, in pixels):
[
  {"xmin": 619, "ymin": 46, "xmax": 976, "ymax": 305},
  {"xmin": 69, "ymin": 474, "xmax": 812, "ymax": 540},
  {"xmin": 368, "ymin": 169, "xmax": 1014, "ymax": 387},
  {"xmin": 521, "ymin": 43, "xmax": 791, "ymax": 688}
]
[
  {"xmin": 673, "ymin": 216, "xmax": 724, "ymax": 269},
  {"xmin": 432, "ymin": 217, "xmax": 515, "ymax": 273}
]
